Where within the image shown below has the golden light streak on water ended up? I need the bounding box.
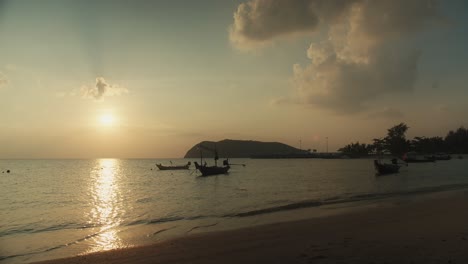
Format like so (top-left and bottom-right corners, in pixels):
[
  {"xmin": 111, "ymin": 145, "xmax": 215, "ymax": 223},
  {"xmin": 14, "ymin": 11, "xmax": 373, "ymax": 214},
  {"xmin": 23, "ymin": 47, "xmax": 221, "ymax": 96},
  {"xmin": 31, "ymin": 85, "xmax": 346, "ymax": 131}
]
[{"xmin": 87, "ymin": 159, "xmax": 125, "ymax": 253}]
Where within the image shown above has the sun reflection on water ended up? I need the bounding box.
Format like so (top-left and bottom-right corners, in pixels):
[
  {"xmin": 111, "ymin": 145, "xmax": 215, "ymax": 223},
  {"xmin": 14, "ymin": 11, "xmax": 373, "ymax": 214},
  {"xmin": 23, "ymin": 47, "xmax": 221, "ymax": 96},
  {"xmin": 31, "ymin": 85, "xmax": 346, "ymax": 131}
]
[{"xmin": 87, "ymin": 159, "xmax": 125, "ymax": 252}]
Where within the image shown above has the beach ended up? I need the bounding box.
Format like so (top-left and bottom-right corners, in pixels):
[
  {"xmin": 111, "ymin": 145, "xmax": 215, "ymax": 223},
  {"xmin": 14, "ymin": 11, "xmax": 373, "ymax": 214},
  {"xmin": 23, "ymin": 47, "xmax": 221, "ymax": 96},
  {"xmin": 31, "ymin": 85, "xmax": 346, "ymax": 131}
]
[{"xmin": 33, "ymin": 190, "xmax": 468, "ymax": 264}]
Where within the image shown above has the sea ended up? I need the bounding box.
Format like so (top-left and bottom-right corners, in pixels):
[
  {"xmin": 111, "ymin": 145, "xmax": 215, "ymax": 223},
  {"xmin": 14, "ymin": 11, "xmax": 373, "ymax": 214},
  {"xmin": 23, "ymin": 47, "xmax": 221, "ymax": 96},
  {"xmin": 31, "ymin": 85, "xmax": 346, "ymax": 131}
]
[{"xmin": 1, "ymin": 157, "xmax": 467, "ymax": 263}]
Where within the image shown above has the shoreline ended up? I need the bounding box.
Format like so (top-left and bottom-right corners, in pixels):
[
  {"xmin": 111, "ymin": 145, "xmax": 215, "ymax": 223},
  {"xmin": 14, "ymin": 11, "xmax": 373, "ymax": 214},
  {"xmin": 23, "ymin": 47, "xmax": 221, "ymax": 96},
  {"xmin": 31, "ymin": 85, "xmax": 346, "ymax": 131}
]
[{"xmin": 33, "ymin": 189, "xmax": 468, "ymax": 264}]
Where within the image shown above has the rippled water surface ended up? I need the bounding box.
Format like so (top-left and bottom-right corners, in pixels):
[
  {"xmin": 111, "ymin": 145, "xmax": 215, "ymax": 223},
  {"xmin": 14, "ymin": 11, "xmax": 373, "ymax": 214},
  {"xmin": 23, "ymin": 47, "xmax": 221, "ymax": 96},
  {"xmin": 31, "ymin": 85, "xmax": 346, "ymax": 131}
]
[{"xmin": 1, "ymin": 158, "xmax": 467, "ymax": 263}]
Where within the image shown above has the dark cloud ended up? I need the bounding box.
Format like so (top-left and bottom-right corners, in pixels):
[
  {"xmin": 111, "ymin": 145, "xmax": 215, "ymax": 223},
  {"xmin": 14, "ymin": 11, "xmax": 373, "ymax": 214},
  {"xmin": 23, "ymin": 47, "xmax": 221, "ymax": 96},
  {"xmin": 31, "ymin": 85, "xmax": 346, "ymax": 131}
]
[
  {"xmin": 81, "ymin": 77, "xmax": 127, "ymax": 101},
  {"xmin": 231, "ymin": 0, "xmax": 439, "ymax": 49},
  {"xmin": 230, "ymin": 0, "xmax": 355, "ymax": 49},
  {"xmin": 293, "ymin": 44, "xmax": 421, "ymax": 113},
  {"xmin": 230, "ymin": 0, "xmax": 318, "ymax": 48},
  {"xmin": 230, "ymin": 0, "xmax": 441, "ymax": 113}
]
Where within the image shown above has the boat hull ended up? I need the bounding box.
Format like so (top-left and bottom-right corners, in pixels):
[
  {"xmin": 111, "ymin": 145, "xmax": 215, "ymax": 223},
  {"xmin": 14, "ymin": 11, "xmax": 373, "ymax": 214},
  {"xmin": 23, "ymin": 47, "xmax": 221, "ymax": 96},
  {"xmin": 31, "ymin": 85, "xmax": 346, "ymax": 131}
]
[
  {"xmin": 199, "ymin": 166, "xmax": 230, "ymax": 176},
  {"xmin": 404, "ymin": 158, "xmax": 435, "ymax": 163},
  {"xmin": 194, "ymin": 162, "xmax": 230, "ymax": 176},
  {"xmin": 432, "ymin": 154, "xmax": 452, "ymax": 160},
  {"xmin": 374, "ymin": 160, "xmax": 400, "ymax": 175},
  {"xmin": 156, "ymin": 164, "xmax": 190, "ymax": 170}
]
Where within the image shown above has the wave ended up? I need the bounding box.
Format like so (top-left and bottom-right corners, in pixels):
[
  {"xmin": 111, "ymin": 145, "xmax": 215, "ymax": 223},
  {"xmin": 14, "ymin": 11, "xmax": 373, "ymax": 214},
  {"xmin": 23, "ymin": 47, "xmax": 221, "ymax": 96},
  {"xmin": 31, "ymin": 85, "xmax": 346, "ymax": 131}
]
[
  {"xmin": 226, "ymin": 183, "xmax": 468, "ymax": 218},
  {"xmin": 136, "ymin": 197, "xmax": 153, "ymax": 204},
  {"xmin": 0, "ymin": 222, "xmax": 98, "ymax": 237},
  {"xmin": 6, "ymin": 183, "xmax": 468, "ymax": 239},
  {"xmin": 0, "ymin": 228, "xmax": 105, "ymax": 262},
  {"xmin": 3, "ymin": 183, "xmax": 468, "ymax": 263},
  {"xmin": 151, "ymin": 226, "xmax": 178, "ymax": 237},
  {"xmin": 1, "ymin": 214, "xmax": 215, "ymax": 240},
  {"xmin": 124, "ymin": 216, "xmax": 185, "ymax": 227},
  {"xmin": 186, "ymin": 222, "xmax": 219, "ymax": 234}
]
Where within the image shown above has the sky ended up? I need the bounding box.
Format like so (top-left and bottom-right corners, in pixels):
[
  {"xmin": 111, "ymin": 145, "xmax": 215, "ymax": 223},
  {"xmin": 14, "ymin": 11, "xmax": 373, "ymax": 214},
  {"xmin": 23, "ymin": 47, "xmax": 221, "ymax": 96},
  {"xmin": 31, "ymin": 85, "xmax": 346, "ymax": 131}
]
[{"xmin": 0, "ymin": 0, "xmax": 467, "ymax": 158}]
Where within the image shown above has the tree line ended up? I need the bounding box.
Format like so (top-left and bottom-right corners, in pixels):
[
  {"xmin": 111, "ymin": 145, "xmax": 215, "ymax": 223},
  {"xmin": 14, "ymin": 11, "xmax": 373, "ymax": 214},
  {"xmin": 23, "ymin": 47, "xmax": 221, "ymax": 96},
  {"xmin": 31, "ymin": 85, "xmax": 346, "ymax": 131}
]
[{"xmin": 338, "ymin": 123, "xmax": 468, "ymax": 157}]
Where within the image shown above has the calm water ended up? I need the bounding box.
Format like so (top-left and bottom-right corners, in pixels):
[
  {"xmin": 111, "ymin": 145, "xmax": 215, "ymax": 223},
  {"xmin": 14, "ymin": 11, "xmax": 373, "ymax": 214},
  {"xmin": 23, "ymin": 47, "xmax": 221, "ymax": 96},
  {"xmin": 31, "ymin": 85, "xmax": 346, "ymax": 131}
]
[{"xmin": 1, "ymin": 158, "xmax": 467, "ymax": 263}]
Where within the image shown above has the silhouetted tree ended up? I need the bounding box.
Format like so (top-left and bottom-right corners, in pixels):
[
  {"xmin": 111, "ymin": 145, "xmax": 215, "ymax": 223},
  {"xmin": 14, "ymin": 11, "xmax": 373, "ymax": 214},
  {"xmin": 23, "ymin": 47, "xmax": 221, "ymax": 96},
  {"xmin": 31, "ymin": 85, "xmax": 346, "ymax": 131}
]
[
  {"xmin": 383, "ymin": 123, "xmax": 410, "ymax": 157},
  {"xmin": 371, "ymin": 138, "xmax": 386, "ymax": 155},
  {"xmin": 445, "ymin": 127, "xmax": 468, "ymax": 153},
  {"xmin": 339, "ymin": 124, "xmax": 468, "ymax": 157},
  {"xmin": 411, "ymin": 136, "xmax": 445, "ymax": 153},
  {"xmin": 338, "ymin": 142, "xmax": 373, "ymax": 157}
]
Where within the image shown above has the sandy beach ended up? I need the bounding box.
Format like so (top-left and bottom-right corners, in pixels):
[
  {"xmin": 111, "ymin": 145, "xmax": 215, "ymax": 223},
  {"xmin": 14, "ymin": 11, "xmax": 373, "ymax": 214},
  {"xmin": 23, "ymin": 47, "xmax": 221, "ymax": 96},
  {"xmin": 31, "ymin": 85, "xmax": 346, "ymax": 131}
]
[{"xmin": 32, "ymin": 190, "xmax": 468, "ymax": 264}]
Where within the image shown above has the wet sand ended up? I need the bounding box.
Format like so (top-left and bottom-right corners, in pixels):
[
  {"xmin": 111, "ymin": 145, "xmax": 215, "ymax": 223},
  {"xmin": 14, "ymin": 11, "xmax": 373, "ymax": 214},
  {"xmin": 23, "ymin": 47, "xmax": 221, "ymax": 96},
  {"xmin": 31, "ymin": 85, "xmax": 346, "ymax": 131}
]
[{"xmin": 34, "ymin": 191, "xmax": 468, "ymax": 264}]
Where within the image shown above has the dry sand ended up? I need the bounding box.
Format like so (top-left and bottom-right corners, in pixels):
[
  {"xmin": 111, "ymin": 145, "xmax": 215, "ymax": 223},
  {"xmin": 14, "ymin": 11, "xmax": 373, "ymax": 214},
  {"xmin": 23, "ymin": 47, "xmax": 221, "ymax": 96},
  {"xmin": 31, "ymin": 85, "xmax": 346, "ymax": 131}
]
[{"xmin": 34, "ymin": 191, "xmax": 468, "ymax": 264}]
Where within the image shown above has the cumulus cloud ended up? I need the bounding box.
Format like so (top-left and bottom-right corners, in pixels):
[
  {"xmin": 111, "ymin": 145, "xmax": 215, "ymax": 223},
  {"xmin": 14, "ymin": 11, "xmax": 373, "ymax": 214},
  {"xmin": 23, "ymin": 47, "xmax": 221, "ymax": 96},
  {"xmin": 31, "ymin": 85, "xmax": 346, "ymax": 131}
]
[
  {"xmin": 230, "ymin": 0, "xmax": 318, "ymax": 49},
  {"xmin": 81, "ymin": 77, "xmax": 128, "ymax": 101},
  {"xmin": 0, "ymin": 72, "xmax": 8, "ymax": 88},
  {"xmin": 230, "ymin": 0, "xmax": 441, "ymax": 113},
  {"xmin": 231, "ymin": 0, "xmax": 438, "ymax": 49},
  {"xmin": 230, "ymin": 0, "xmax": 355, "ymax": 49},
  {"xmin": 293, "ymin": 43, "xmax": 421, "ymax": 113}
]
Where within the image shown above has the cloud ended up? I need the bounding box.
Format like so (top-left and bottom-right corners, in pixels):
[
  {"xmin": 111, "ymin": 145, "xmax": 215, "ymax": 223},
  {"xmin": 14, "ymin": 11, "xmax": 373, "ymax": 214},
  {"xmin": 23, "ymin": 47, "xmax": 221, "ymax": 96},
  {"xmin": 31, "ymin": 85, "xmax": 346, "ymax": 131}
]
[
  {"xmin": 230, "ymin": 0, "xmax": 441, "ymax": 113},
  {"xmin": 230, "ymin": 0, "xmax": 318, "ymax": 49},
  {"xmin": 0, "ymin": 72, "xmax": 9, "ymax": 88},
  {"xmin": 292, "ymin": 43, "xmax": 421, "ymax": 113},
  {"xmin": 230, "ymin": 0, "xmax": 354, "ymax": 50},
  {"xmin": 81, "ymin": 77, "xmax": 128, "ymax": 101}
]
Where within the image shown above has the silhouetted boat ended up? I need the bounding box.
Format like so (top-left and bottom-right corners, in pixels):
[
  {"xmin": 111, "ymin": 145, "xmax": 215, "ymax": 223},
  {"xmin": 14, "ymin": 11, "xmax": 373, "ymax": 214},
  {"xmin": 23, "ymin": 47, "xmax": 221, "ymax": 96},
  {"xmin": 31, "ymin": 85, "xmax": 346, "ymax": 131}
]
[
  {"xmin": 156, "ymin": 162, "xmax": 191, "ymax": 170},
  {"xmin": 374, "ymin": 160, "xmax": 400, "ymax": 175},
  {"xmin": 402, "ymin": 152, "xmax": 436, "ymax": 163},
  {"xmin": 404, "ymin": 157, "xmax": 436, "ymax": 163},
  {"xmin": 195, "ymin": 144, "xmax": 230, "ymax": 176},
  {"xmin": 431, "ymin": 153, "xmax": 451, "ymax": 160},
  {"xmin": 194, "ymin": 162, "xmax": 230, "ymax": 176}
]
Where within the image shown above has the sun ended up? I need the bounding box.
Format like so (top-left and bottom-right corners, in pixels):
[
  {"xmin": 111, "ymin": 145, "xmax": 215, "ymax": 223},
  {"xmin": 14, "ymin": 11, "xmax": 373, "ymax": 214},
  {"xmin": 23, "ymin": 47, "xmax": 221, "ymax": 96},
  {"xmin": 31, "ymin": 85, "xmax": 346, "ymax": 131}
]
[{"xmin": 99, "ymin": 114, "xmax": 116, "ymax": 126}]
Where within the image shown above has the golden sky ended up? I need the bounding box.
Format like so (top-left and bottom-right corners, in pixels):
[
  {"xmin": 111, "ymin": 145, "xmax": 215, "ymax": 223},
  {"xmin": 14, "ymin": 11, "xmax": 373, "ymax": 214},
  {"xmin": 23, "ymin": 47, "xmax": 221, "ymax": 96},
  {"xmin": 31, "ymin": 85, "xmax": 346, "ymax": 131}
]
[{"xmin": 1, "ymin": 0, "xmax": 467, "ymax": 158}]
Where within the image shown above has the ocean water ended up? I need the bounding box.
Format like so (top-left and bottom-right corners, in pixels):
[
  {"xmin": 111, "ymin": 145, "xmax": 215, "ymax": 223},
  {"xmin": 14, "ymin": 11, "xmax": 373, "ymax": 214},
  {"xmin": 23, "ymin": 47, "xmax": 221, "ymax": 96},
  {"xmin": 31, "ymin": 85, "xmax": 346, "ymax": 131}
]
[{"xmin": 1, "ymin": 158, "xmax": 467, "ymax": 263}]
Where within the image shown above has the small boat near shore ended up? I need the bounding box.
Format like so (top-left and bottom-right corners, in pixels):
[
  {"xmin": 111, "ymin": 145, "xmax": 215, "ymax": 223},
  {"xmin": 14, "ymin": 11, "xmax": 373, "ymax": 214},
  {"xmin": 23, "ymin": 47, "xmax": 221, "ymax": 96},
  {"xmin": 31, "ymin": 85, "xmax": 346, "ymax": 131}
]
[
  {"xmin": 156, "ymin": 162, "xmax": 191, "ymax": 170},
  {"xmin": 374, "ymin": 159, "xmax": 400, "ymax": 175}
]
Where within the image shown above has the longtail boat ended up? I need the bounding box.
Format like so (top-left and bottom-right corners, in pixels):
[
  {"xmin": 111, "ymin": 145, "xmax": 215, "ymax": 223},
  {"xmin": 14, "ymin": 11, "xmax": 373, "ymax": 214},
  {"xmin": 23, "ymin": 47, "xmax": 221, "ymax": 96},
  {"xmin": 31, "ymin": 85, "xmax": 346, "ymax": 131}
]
[
  {"xmin": 195, "ymin": 144, "xmax": 230, "ymax": 176},
  {"xmin": 194, "ymin": 162, "xmax": 230, "ymax": 176},
  {"xmin": 156, "ymin": 162, "xmax": 191, "ymax": 170},
  {"xmin": 374, "ymin": 160, "xmax": 400, "ymax": 175}
]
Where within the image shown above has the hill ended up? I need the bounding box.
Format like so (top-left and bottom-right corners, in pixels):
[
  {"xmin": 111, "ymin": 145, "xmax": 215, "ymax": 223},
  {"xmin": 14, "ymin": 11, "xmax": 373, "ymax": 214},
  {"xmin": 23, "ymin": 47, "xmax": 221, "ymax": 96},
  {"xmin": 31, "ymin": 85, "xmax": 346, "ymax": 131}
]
[{"xmin": 183, "ymin": 139, "xmax": 308, "ymax": 158}]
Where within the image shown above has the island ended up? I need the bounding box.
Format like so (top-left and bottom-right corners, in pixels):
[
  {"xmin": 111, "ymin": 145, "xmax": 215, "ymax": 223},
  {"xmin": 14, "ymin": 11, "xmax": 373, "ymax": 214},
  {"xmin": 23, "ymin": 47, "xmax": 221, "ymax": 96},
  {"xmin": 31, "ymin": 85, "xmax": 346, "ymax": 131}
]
[{"xmin": 183, "ymin": 139, "xmax": 341, "ymax": 159}]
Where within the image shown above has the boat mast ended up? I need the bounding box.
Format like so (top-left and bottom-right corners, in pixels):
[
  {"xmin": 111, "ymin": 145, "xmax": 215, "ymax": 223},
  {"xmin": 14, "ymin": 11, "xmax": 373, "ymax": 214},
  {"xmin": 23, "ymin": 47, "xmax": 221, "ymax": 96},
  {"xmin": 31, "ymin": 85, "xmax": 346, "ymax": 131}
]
[
  {"xmin": 214, "ymin": 143, "xmax": 218, "ymax": 166},
  {"xmin": 199, "ymin": 145, "xmax": 203, "ymax": 165},
  {"xmin": 326, "ymin": 137, "xmax": 328, "ymax": 153}
]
